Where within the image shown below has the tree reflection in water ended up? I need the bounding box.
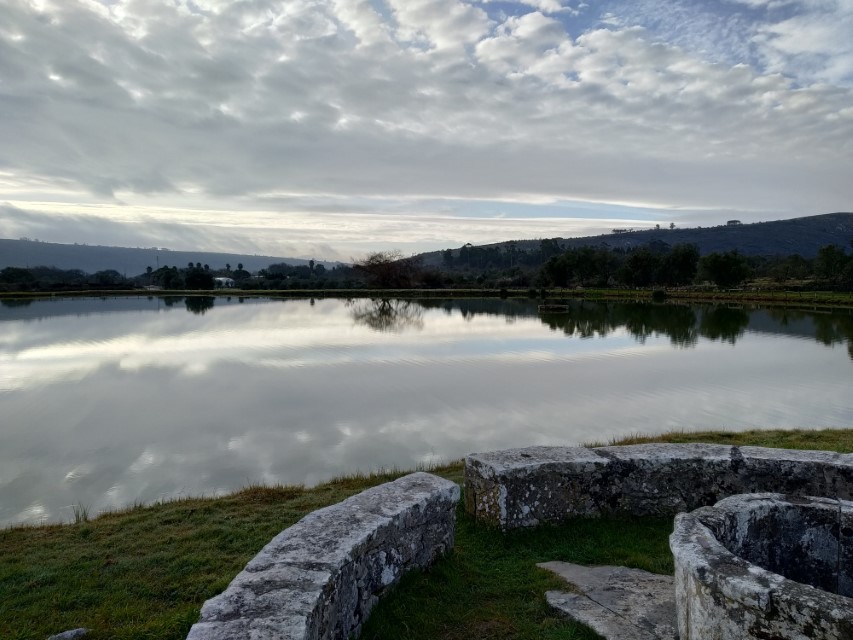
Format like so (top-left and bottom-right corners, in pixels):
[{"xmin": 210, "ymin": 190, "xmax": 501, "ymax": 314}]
[
  {"xmin": 541, "ymin": 301, "xmax": 750, "ymax": 346},
  {"xmin": 0, "ymin": 298, "xmax": 33, "ymax": 308},
  {"xmin": 349, "ymin": 298, "xmax": 425, "ymax": 333},
  {"xmin": 185, "ymin": 296, "xmax": 216, "ymax": 315}
]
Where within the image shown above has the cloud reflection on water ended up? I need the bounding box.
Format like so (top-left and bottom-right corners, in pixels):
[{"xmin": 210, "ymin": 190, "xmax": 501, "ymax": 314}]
[{"xmin": 0, "ymin": 297, "xmax": 851, "ymax": 525}]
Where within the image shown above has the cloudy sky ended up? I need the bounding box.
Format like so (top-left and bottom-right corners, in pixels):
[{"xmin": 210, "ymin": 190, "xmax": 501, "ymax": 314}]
[{"xmin": 1, "ymin": 0, "xmax": 851, "ymax": 261}]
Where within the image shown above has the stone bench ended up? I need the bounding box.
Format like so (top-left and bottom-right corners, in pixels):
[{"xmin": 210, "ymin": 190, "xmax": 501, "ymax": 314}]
[
  {"xmin": 671, "ymin": 493, "xmax": 853, "ymax": 639},
  {"xmin": 186, "ymin": 472, "xmax": 460, "ymax": 639},
  {"xmin": 465, "ymin": 443, "xmax": 853, "ymax": 529}
]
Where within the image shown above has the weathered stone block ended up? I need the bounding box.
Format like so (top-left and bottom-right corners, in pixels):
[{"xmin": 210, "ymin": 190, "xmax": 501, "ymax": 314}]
[
  {"xmin": 465, "ymin": 446, "xmax": 609, "ymax": 528},
  {"xmin": 670, "ymin": 493, "xmax": 853, "ymax": 640},
  {"xmin": 841, "ymin": 505, "xmax": 853, "ymax": 597},
  {"xmin": 465, "ymin": 444, "xmax": 853, "ymax": 528},
  {"xmin": 186, "ymin": 472, "xmax": 459, "ymax": 640}
]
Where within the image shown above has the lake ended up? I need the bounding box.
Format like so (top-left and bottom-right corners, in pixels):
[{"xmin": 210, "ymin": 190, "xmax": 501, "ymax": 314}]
[{"xmin": 1, "ymin": 295, "xmax": 851, "ymax": 526}]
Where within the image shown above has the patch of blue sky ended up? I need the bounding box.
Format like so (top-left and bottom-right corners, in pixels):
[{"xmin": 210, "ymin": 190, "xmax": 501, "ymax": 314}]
[
  {"xmin": 478, "ymin": 1, "xmax": 604, "ymax": 36},
  {"xmin": 597, "ymin": 0, "xmax": 777, "ymax": 72},
  {"xmin": 419, "ymin": 198, "xmax": 671, "ymax": 222},
  {"xmin": 368, "ymin": 0, "xmax": 396, "ymax": 24},
  {"xmin": 479, "ymin": 1, "xmax": 538, "ymax": 19}
]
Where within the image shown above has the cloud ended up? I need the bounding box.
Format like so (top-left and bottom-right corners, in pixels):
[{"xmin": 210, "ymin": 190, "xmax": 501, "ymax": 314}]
[
  {"xmin": 0, "ymin": 0, "xmax": 851, "ymax": 256},
  {"xmin": 751, "ymin": 1, "xmax": 853, "ymax": 84}
]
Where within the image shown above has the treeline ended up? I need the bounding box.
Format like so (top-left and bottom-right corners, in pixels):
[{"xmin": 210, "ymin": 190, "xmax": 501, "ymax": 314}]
[
  {"xmin": 253, "ymin": 262, "xmax": 359, "ymax": 289},
  {"xmin": 3, "ymin": 242, "xmax": 852, "ymax": 293},
  {"xmin": 0, "ymin": 261, "xmax": 360, "ymax": 292},
  {"xmin": 427, "ymin": 238, "xmax": 853, "ymax": 290},
  {"xmin": 0, "ymin": 266, "xmax": 134, "ymax": 292},
  {"xmin": 0, "ymin": 263, "xmax": 232, "ymax": 292}
]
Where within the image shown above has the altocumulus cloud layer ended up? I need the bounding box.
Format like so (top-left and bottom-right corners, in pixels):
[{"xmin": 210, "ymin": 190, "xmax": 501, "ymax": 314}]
[{"xmin": 0, "ymin": 0, "xmax": 851, "ymax": 258}]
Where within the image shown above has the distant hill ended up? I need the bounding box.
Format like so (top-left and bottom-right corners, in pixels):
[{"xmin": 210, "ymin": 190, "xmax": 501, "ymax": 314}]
[
  {"xmin": 0, "ymin": 239, "xmax": 338, "ymax": 276},
  {"xmin": 419, "ymin": 212, "xmax": 853, "ymax": 266}
]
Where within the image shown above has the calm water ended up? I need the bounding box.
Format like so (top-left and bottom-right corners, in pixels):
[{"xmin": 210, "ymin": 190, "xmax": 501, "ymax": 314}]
[{"xmin": 1, "ymin": 296, "xmax": 852, "ymax": 526}]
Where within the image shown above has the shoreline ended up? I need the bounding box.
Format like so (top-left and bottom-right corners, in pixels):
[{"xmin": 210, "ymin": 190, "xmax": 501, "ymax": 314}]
[
  {"xmin": 7, "ymin": 428, "xmax": 853, "ymax": 532},
  {"xmin": 3, "ymin": 428, "xmax": 852, "ymax": 639},
  {"xmin": 2, "ymin": 287, "xmax": 853, "ymax": 310}
]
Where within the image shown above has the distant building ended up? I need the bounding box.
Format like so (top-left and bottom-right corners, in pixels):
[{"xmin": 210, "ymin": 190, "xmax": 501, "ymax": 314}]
[
  {"xmin": 214, "ymin": 277, "xmax": 235, "ymax": 288},
  {"xmin": 727, "ymin": 220, "xmax": 742, "ymax": 226}
]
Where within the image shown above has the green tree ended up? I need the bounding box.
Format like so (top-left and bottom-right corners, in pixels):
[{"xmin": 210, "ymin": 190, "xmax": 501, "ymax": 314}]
[
  {"xmin": 185, "ymin": 267, "xmax": 214, "ymax": 290},
  {"xmin": 815, "ymin": 245, "xmax": 849, "ymax": 284},
  {"xmin": 660, "ymin": 244, "xmax": 699, "ymax": 286},
  {"xmin": 232, "ymin": 265, "xmax": 252, "ymax": 281},
  {"xmin": 770, "ymin": 254, "xmax": 811, "ymax": 283},
  {"xmin": 699, "ymin": 251, "xmax": 751, "ymax": 289},
  {"xmin": 92, "ymin": 269, "xmax": 124, "ymax": 286},
  {"xmin": 0, "ymin": 267, "xmax": 35, "ymax": 284},
  {"xmin": 623, "ymin": 249, "xmax": 661, "ymax": 287},
  {"xmin": 154, "ymin": 266, "xmax": 184, "ymax": 289}
]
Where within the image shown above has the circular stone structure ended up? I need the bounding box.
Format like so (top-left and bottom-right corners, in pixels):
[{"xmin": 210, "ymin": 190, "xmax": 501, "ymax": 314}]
[{"xmin": 671, "ymin": 493, "xmax": 853, "ymax": 640}]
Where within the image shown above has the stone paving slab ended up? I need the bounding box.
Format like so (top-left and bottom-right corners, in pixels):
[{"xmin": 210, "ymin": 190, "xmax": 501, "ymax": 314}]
[{"xmin": 539, "ymin": 562, "xmax": 677, "ymax": 640}]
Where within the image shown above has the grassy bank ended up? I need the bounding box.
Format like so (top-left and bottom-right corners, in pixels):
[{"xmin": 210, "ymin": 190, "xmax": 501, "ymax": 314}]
[
  {"xmin": 2, "ymin": 430, "xmax": 852, "ymax": 640},
  {"xmin": 2, "ymin": 287, "xmax": 853, "ymax": 309}
]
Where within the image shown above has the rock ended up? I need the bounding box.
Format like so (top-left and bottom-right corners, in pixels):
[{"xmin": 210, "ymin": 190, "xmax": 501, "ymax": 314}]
[
  {"xmin": 671, "ymin": 493, "xmax": 853, "ymax": 640},
  {"xmin": 47, "ymin": 630, "xmax": 88, "ymax": 640},
  {"xmin": 465, "ymin": 444, "xmax": 853, "ymax": 529},
  {"xmin": 539, "ymin": 562, "xmax": 677, "ymax": 640},
  {"xmin": 186, "ymin": 472, "xmax": 459, "ymax": 640}
]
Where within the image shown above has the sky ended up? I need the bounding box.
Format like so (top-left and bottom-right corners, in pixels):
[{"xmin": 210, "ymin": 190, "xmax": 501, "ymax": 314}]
[{"xmin": 1, "ymin": 0, "xmax": 851, "ymax": 262}]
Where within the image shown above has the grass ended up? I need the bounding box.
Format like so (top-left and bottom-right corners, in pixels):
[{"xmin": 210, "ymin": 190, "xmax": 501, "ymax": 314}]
[
  {"xmin": 585, "ymin": 427, "xmax": 853, "ymax": 452},
  {"xmin": 3, "ymin": 287, "xmax": 853, "ymax": 310},
  {"xmin": 2, "ymin": 430, "xmax": 852, "ymax": 639}
]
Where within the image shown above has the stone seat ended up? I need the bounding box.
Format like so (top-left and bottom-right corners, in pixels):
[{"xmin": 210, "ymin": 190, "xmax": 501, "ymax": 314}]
[
  {"xmin": 465, "ymin": 444, "xmax": 853, "ymax": 528},
  {"xmin": 186, "ymin": 472, "xmax": 459, "ymax": 640}
]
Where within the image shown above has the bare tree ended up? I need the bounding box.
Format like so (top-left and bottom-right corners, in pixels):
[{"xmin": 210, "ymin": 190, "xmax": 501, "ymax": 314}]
[{"xmin": 352, "ymin": 251, "xmax": 422, "ymax": 288}]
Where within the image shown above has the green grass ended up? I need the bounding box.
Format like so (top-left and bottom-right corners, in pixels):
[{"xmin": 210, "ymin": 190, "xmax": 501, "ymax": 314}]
[
  {"xmin": 2, "ymin": 430, "xmax": 852, "ymax": 639},
  {"xmin": 585, "ymin": 427, "xmax": 853, "ymax": 452},
  {"xmin": 360, "ymin": 516, "xmax": 672, "ymax": 640},
  {"xmin": 0, "ymin": 468, "xmax": 448, "ymax": 640},
  {"xmin": 3, "ymin": 288, "xmax": 853, "ymax": 309}
]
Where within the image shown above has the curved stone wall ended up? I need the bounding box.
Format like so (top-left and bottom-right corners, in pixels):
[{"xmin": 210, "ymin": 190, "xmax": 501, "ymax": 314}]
[
  {"xmin": 186, "ymin": 472, "xmax": 460, "ymax": 640},
  {"xmin": 671, "ymin": 493, "xmax": 853, "ymax": 639},
  {"xmin": 464, "ymin": 444, "xmax": 853, "ymax": 529}
]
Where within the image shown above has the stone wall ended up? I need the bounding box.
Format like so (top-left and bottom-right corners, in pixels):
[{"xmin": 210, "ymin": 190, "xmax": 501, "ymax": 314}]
[
  {"xmin": 465, "ymin": 444, "xmax": 853, "ymax": 529},
  {"xmin": 671, "ymin": 494, "xmax": 853, "ymax": 639},
  {"xmin": 186, "ymin": 472, "xmax": 460, "ymax": 640}
]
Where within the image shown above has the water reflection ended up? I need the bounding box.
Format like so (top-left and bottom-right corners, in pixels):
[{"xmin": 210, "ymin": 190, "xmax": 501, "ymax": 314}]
[
  {"xmin": 0, "ymin": 296, "xmax": 851, "ymax": 526},
  {"xmin": 1, "ymin": 298, "xmax": 32, "ymax": 308},
  {"xmin": 537, "ymin": 300, "xmax": 852, "ymax": 353},
  {"xmin": 185, "ymin": 296, "xmax": 216, "ymax": 315},
  {"xmin": 349, "ymin": 299, "xmax": 425, "ymax": 333}
]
